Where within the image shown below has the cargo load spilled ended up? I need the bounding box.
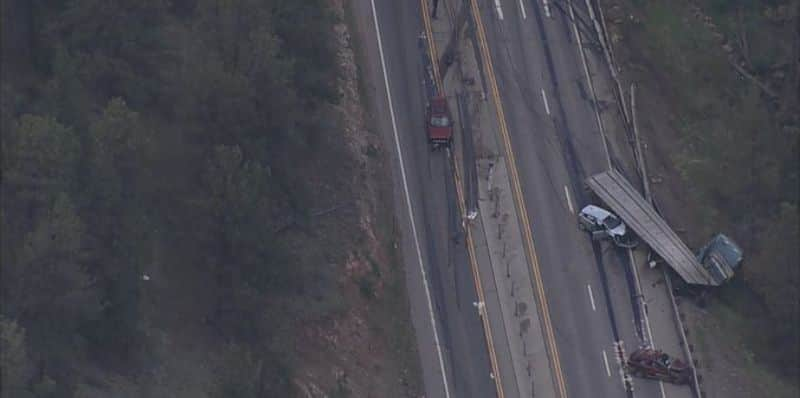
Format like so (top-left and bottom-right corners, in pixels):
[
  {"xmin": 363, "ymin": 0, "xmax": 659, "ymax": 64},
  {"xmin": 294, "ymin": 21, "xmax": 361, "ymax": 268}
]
[{"xmin": 584, "ymin": 170, "xmax": 743, "ymax": 286}]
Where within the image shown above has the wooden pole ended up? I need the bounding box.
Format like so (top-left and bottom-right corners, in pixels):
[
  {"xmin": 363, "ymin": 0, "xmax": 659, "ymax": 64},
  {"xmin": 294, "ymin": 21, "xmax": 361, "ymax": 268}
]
[{"xmin": 630, "ymin": 83, "xmax": 651, "ymax": 202}]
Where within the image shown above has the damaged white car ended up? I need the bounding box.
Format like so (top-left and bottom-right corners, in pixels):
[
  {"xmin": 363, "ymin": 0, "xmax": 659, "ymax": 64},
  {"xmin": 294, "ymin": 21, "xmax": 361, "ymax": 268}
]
[{"xmin": 578, "ymin": 205, "xmax": 637, "ymax": 248}]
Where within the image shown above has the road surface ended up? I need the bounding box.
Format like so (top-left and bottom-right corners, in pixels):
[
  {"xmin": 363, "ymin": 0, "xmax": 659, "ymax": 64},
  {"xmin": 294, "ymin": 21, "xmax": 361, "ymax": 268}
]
[
  {"xmin": 350, "ymin": 0, "xmax": 497, "ymax": 397},
  {"xmin": 469, "ymin": 0, "xmax": 693, "ymax": 397},
  {"xmin": 350, "ymin": 0, "xmax": 696, "ymax": 397},
  {"xmin": 471, "ymin": 0, "xmax": 664, "ymax": 396}
]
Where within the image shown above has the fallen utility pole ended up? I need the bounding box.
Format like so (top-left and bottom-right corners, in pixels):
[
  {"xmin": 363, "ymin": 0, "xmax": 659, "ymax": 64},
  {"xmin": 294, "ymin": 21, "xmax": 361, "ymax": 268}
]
[
  {"xmin": 438, "ymin": 0, "xmax": 470, "ymax": 80},
  {"xmin": 584, "ymin": 0, "xmax": 630, "ymax": 124},
  {"xmin": 630, "ymin": 83, "xmax": 651, "ymax": 202}
]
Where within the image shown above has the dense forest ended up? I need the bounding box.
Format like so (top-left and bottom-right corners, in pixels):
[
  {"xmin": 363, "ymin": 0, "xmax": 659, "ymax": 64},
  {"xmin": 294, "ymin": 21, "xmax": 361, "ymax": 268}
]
[{"xmin": 0, "ymin": 1, "xmax": 387, "ymax": 397}]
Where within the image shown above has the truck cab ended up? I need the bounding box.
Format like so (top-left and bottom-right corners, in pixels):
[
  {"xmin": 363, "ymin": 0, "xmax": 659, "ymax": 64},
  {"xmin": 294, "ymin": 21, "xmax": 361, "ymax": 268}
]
[
  {"xmin": 696, "ymin": 234, "xmax": 743, "ymax": 283},
  {"xmin": 427, "ymin": 96, "xmax": 453, "ymax": 149}
]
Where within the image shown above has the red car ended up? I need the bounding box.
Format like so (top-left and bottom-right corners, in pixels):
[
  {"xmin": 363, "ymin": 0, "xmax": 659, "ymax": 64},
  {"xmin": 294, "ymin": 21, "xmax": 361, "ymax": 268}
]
[
  {"xmin": 427, "ymin": 96, "xmax": 453, "ymax": 149},
  {"xmin": 626, "ymin": 348, "xmax": 692, "ymax": 385}
]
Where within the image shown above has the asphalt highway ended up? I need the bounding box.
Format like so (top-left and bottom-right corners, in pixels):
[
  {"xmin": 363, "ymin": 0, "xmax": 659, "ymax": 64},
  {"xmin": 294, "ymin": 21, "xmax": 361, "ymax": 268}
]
[
  {"xmin": 353, "ymin": 0, "xmax": 693, "ymax": 397},
  {"xmin": 352, "ymin": 0, "xmax": 496, "ymax": 397},
  {"xmin": 473, "ymin": 0, "xmax": 665, "ymax": 396}
]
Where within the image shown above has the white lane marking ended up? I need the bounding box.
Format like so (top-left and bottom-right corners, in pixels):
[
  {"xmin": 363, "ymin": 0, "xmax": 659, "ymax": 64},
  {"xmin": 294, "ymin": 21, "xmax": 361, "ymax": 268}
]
[
  {"xmin": 542, "ymin": 0, "xmax": 552, "ymax": 18},
  {"xmin": 494, "ymin": 0, "xmax": 505, "ymax": 20},
  {"xmin": 518, "ymin": 0, "xmax": 527, "ymax": 19},
  {"xmin": 541, "ymin": 88, "xmax": 551, "ymax": 115},
  {"xmin": 602, "ymin": 350, "xmax": 611, "ymax": 377},
  {"xmin": 369, "ymin": 1, "xmax": 451, "ymax": 397},
  {"xmin": 587, "ymin": 284, "xmax": 596, "ymax": 311},
  {"xmin": 564, "ymin": 185, "xmax": 574, "ymax": 214}
]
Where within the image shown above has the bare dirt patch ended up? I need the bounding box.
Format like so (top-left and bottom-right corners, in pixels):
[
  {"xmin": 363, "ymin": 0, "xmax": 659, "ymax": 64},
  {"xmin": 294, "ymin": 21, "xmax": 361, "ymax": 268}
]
[{"xmin": 286, "ymin": 1, "xmax": 424, "ymax": 397}]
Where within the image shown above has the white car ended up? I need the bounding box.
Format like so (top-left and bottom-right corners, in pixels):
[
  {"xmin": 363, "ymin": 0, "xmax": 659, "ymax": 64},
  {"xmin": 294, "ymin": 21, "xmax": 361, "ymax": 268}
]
[{"xmin": 578, "ymin": 205, "xmax": 632, "ymax": 245}]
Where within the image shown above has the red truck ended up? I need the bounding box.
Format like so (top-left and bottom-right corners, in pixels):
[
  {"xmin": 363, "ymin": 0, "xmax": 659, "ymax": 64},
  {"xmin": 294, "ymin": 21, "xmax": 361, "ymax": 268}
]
[{"xmin": 427, "ymin": 96, "xmax": 453, "ymax": 150}]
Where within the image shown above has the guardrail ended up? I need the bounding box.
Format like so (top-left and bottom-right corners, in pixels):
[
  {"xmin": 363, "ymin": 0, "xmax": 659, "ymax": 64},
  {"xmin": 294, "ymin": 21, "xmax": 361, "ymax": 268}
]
[{"xmin": 663, "ymin": 266, "xmax": 703, "ymax": 396}]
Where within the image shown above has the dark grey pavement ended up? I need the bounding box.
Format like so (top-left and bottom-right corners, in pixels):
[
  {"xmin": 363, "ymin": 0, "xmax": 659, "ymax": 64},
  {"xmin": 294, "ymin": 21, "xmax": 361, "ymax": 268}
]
[
  {"xmin": 352, "ymin": 0, "xmax": 695, "ymax": 397},
  {"xmin": 350, "ymin": 0, "xmax": 496, "ymax": 397},
  {"xmin": 473, "ymin": 0, "xmax": 664, "ymax": 396}
]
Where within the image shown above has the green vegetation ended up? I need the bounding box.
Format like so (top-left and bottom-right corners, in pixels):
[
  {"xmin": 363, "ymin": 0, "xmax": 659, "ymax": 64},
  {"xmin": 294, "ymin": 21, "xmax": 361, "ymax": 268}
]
[
  {"xmin": 0, "ymin": 0, "xmax": 389, "ymax": 397},
  {"xmin": 619, "ymin": 0, "xmax": 798, "ymax": 384},
  {"xmin": 691, "ymin": 301, "xmax": 800, "ymax": 397}
]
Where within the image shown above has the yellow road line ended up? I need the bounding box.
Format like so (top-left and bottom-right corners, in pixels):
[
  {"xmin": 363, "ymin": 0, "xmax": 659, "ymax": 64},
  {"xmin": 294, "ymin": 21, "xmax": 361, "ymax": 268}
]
[
  {"xmin": 450, "ymin": 140, "xmax": 506, "ymax": 398},
  {"xmin": 419, "ymin": 1, "xmax": 505, "ymax": 397},
  {"xmin": 420, "ymin": 0, "xmax": 443, "ymax": 90},
  {"xmin": 450, "ymin": 141, "xmax": 506, "ymax": 398},
  {"xmin": 467, "ymin": 0, "xmax": 569, "ymax": 396}
]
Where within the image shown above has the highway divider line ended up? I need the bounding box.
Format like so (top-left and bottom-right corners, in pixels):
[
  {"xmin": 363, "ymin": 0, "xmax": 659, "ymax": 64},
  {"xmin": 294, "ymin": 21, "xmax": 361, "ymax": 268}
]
[
  {"xmin": 449, "ymin": 147, "xmax": 506, "ymax": 398},
  {"xmin": 468, "ymin": 0, "xmax": 569, "ymax": 396},
  {"xmin": 420, "ymin": 0, "xmax": 443, "ymax": 90},
  {"xmin": 368, "ymin": 1, "xmax": 451, "ymax": 397},
  {"xmin": 420, "ymin": 1, "xmax": 506, "ymax": 396}
]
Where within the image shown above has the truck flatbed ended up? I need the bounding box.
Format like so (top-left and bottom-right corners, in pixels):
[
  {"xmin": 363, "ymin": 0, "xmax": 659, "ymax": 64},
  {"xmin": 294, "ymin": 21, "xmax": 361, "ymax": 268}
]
[{"xmin": 586, "ymin": 170, "xmax": 729, "ymax": 286}]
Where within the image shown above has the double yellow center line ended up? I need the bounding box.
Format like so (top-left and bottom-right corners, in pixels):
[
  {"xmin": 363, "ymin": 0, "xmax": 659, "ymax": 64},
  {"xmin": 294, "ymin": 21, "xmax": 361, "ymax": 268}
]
[
  {"xmin": 420, "ymin": 0, "xmax": 443, "ymax": 90},
  {"xmin": 419, "ymin": 0, "xmax": 568, "ymax": 396},
  {"xmin": 466, "ymin": 0, "xmax": 569, "ymax": 397},
  {"xmin": 419, "ymin": 1, "xmax": 505, "ymax": 397}
]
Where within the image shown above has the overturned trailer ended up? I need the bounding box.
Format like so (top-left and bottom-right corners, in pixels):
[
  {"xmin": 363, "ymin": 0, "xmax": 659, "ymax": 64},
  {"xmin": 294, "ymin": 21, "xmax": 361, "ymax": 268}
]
[{"xmin": 586, "ymin": 170, "xmax": 742, "ymax": 286}]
